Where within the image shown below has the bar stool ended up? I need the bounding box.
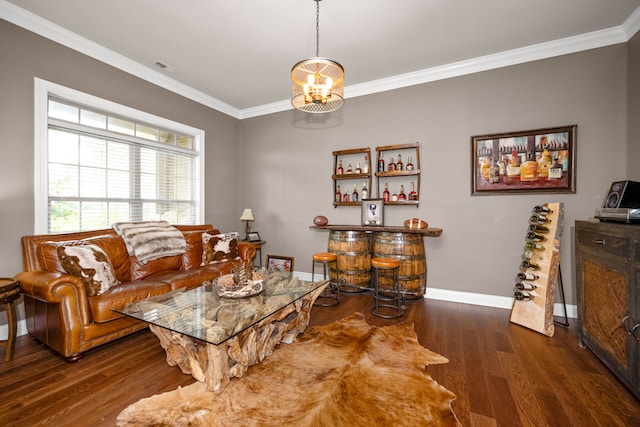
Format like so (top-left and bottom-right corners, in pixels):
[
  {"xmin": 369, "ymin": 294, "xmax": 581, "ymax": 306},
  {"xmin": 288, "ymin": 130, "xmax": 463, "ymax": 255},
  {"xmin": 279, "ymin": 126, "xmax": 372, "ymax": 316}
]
[
  {"xmin": 312, "ymin": 252, "xmax": 340, "ymax": 307},
  {"xmin": 371, "ymin": 257, "xmax": 405, "ymax": 319},
  {"xmin": 0, "ymin": 278, "xmax": 21, "ymax": 362}
]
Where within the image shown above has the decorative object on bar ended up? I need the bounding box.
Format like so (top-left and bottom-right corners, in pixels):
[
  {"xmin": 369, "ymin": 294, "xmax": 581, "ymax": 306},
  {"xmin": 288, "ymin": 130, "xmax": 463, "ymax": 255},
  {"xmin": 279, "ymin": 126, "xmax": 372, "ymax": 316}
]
[
  {"xmin": 291, "ymin": 0, "xmax": 344, "ymax": 113},
  {"xmin": 313, "ymin": 215, "xmax": 329, "ymax": 226},
  {"xmin": 404, "ymin": 218, "xmax": 428, "ymax": 230},
  {"xmin": 510, "ymin": 202, "xmax": 567, "ymax": 337},
  {"xmin": 214, "ymin": 260, "xmax": 266, "ymax": 299},
  {"xmin": 240, "ymin": 208, "xmax": 254, "ymax": 241}
]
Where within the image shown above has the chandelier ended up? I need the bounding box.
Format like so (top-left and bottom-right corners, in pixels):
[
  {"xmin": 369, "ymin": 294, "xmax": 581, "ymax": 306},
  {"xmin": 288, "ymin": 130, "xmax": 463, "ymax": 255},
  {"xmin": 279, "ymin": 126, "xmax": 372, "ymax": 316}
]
[{"xmin": 291, "ymin": 0, "xmax": 344, "ymax": 113}]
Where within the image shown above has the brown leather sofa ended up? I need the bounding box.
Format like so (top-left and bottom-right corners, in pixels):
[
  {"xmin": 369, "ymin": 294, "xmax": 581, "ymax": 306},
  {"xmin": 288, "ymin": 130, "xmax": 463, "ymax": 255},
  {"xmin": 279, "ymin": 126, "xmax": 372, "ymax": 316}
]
[{"xmin": 16, "ymin": 224, "xmax": 255, "ymax": 362}]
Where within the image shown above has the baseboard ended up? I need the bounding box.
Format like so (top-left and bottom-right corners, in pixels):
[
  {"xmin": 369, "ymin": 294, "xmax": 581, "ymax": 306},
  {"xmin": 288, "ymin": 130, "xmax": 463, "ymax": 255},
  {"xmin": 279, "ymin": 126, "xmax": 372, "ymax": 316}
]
[
  {"xmin": 299, "ymin": 271, "xmax": 577, "ymax": 319},
  {"xmin": 3, "ymin": 275, "xmax": 576, "ymax": 339}
]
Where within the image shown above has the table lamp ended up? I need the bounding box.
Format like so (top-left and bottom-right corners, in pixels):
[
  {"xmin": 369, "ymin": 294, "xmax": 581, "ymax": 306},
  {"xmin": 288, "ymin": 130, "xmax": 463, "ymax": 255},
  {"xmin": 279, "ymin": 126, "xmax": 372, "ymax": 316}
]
[{"xmin": 240, "ymin": 208, "xmax": 254, "ymax": 241}]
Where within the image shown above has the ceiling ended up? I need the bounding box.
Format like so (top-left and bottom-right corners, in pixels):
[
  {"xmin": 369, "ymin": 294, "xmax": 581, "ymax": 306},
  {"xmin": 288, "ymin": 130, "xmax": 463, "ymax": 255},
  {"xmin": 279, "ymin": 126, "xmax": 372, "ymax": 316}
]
[{"xmin": 3, "ymin": 0, "xmax": 640, "ymax": 118}]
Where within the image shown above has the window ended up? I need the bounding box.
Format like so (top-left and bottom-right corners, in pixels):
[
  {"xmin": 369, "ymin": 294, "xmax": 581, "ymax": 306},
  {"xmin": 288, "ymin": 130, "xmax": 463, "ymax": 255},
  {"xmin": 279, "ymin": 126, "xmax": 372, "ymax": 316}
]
[{"xmin": 35, "ymin": 79, "xmax": 204, "ymax": 233}]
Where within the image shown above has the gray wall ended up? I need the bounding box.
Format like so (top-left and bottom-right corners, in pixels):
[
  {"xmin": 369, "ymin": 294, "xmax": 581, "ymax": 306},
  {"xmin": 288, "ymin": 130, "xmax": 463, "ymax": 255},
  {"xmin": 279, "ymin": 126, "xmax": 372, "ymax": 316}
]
[{"xmin": 240, "ymin": 45, "xmax": 630, "ymax": 305}]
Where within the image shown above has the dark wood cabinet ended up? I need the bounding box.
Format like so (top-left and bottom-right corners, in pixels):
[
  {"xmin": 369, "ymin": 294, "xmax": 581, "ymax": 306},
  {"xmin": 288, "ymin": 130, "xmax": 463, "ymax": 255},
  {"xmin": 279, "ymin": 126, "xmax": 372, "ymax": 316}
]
[{"xmin": 575, "ymin": 220, "xmax": 640, "ymax": 399}]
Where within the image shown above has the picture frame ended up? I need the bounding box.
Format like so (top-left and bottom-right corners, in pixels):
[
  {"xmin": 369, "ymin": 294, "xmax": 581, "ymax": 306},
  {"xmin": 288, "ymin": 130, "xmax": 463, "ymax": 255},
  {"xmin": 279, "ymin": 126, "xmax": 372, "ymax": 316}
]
[
  {"xmin": 266, "ymin": 255, "xmax": 294, "ymax": 273},
  {"xmin": 471, "ymin": 125, "xmax": 577, "ymax": 195},
  {"xmin": 247, "ymin": 231, "xmax": 261, "ymax": 242},
  {"xmin": 361, "ymin": 198, "xmax": 384, "ymax": 226}
]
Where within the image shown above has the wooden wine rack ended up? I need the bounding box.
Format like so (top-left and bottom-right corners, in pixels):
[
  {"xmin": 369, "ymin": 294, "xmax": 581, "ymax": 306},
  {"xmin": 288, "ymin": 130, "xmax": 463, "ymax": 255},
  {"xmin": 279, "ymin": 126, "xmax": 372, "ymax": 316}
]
[{"xmin": 510, "ymin": 202, "xmax": 564, "ymax": 337}]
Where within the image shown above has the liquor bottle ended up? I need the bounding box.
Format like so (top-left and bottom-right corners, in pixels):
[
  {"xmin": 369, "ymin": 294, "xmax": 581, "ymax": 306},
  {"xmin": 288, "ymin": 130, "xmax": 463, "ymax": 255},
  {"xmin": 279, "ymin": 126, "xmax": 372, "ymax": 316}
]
[
  {"xmin": 398, "ymin": 185, "xmax": 407, "ymax": 201},
  {"xmin": 406, "ymin": 155, "xmax": 414, "ymax": 171},
  {"xmin": 532, "ymin": 205, "xmax": 552, "ymax": 214},
  {"xmin": 514, "ymin": 291, "xmax": 534, "ymax": 301},
  {"xmin": 525, "ymin": 241, "xmax": 544, "ymax": 251},
  {"xmin": 498, "ymin": 154, "xmax": 506, "ymax": 176},
  {"xmin": 361, "ymin": 181, "xmax": 368, "ymax": 199},
  {"xmin": 520, "ymin": 152, "xmax": 539, "ymax": 182},
  {"xmin": 351, "ymin": 184, "xmax": 358, "ymax": 202},
  {"xmin": 408, "ymin": 181, "xmax": 418, "ymax": 201},
  {"xmin": 337, "ymin": 160, "xmax": 344, "ymax": 175},
  {"xmin": 481, "ymin": 157, "xmax": 491, "ymax": 180},
  {"xmin": 346, "ymin": 163, "xmax": 353, "ymax": 174},
  {"xmin": 391, "ymin": 188, "xmax": 399, "ymax": 202},
  {"xmin": 363, "ymin": 155, "xmax": 369, "ymax": 174},
  {"xmin": 388, "ymin": 157, "xmax": 396, "ymax": 171},
  {"xmin": 516, "ymin": 272, "xmax": 539, "ymax": 281},
  {"xmin": 378, "ymin": 153, "xmax": 385, "ymax": 172},
  {"xmin": 538, "ymin": 147, "xmax": 552, "ymax": 178},
  {"xmin": 342, "ymin": 193, "xmax": 349, "ymax": 202},
  {"xmin": 515, "ymin": 282, "xmax": 537, "ymax": 291},
  {"xmin": 548, "ymin": 152, "xmax": 562, "ymax": 179},
  {"xmin": 525, "ymin": 231, "xmax": 546, "ymax": 242},
  {"xmin": 527, "ymin": 224, "xmax": 550, "ymax": 233},
  {"xmin": 383, "ymin": 183, "xmax": 390, "ymax": 202},
  {"xmin": 520, "ymin": 260, "xmax": 541, "ymax": 270},
  {"xmin": 506, "ymin": 150, "xmax": 521, "ymax": 177},
  {"xmin": 489, "ymin": 157, "xmax": 500, "ymax": 184},
  {"xmin": 530, "ymin": 214, "xmax": 551, "ymax": 224},
  {"xmin": 335, "ymin": 185, "xmax": 341, "ymax": 202},
  {"xmin": 355, "ymin": 163, "xmax": 362, "ymax": 174},
  {"xmin": 396, "ymin": 154, "xmax": 403, "ymax": 171},
  {"xmin": 561, "ymin": 152, "xmax": 569, "ymax": 172}
]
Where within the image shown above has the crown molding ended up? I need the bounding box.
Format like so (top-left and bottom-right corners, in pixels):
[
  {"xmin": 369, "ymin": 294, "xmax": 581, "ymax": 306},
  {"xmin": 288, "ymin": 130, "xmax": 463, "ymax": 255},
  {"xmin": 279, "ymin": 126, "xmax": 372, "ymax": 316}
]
[
  {"xmin": 2, "ymin": 1, "xmax": 639, "ymax": 120},
  {"xmin": 0, "ymin": 0, "xmax": 241, "ymax": 119}
]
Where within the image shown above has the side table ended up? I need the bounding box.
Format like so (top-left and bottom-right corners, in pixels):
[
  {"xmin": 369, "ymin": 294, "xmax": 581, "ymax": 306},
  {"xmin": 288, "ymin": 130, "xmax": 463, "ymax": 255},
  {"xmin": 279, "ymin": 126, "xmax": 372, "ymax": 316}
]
[
  {"xmin": 0, "ymin": 278, "xmax": 21, "ymax": 362},
  {"xmin": 245, "ymin": 240, "xmax": 266, "ymax": 267}
]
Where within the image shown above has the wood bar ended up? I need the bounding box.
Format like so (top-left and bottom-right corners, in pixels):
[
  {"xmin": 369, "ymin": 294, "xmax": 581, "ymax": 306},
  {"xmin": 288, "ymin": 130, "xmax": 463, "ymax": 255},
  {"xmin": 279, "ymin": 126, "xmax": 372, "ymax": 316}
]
[{"xmin": 310, "ymin": 224, "xmax": 443, "ymax": 237}]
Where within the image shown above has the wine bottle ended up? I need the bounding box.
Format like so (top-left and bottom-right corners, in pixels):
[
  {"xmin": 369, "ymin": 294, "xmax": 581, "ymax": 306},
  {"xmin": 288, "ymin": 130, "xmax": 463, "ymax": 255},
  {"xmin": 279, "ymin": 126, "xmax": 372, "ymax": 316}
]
[
  {"xmin": 408, "ymin": 181, "xmax": 418, "ymax": 201},
  {"xmin": 530, "ymin": 214, "xmax": 551, "ymax": 224},
  {"xmin": 406, "ymin": 155, "xmax": 414, "ymax": 171},
  {"xmin": 361, "ymin": 181, "xmax": 368, "ymax": 199},
  {"xmin": 515, "ymin": 282, "xmax": 537, "ymax": 291},
  {"xmin": 351, "ymin": 184, "xmax": 359, "ymax": 202},
  {"xmin": 383, "ymin": 183, "xmax": 390, "ymax": 202},
  {"xmin": 514, "ymin": 291, "xmax": 534, "ymax": 301},
  {"xmin": 378, "ymin": 153, "xmax": 385, "ymax": 172},
  {"xmin": 525, "ymin": 231, "xmax": 547, "ymax": 242},
  {"xmin": 527, "ymin": 224, "xmax": 550, "ymax": 233},
  {"xmin": 335, "ymin": 185, "xmax": 341, "ymax": 202},
  {"xmin": 521, "ymin": 260, "xmax": 540, "ymax": 270},
  {"xmin": 363, "ymin": 155, "xmax": 369, "ymax": 174},
  {"xmin": 532, "ymin": 205, "xmax": 552, "ymax": 214},
  {"xmin": 525, "ymin": 241, "xmax": 544, "ymax": 251},
  {"xmin": 398, "ymin": 185, "xmax": 407, "ymax": 201},
  {"xmin": 396, "ymin": 154, "xmax": 403, "ymax": 171},
  {"xmin": 337, "ymin": 160, "xmax": 344, "ymax": 175},
  {"xmin": 516, "ymin": 272, "xmax": 539, "ymax": 281},
  {"xmin": 388, "ymin": 157, "xmax": 396, "ymax": 171},
  {"xmin": 522, "ymin": 250, "xmax": 539, "ymax": 261}
]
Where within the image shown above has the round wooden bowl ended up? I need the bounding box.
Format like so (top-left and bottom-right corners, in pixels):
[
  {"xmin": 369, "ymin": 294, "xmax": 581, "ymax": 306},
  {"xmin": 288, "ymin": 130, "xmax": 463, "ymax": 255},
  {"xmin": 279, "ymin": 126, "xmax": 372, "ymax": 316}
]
[{"xmin": 404, "ymin": 218, "xmax": 428, "ymax": 230}]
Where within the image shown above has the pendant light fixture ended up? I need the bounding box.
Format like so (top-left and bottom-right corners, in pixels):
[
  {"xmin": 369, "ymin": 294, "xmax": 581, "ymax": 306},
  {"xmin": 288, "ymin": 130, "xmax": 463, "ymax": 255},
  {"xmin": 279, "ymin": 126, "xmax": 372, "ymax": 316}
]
[{"xmin": 291, "ymin": 0, "xmax": 344, "ymax": 113}]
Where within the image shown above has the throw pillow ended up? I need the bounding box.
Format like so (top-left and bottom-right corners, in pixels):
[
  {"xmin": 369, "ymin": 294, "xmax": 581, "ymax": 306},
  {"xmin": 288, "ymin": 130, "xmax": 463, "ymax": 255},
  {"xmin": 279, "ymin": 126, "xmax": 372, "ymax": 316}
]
[
  {"xmin": 57, "ymin": 244, "xmax": 120, "ymax": 296},
  {"xmin": 202, "ymin": 232, "xmax": 240, "ymax": 265}
]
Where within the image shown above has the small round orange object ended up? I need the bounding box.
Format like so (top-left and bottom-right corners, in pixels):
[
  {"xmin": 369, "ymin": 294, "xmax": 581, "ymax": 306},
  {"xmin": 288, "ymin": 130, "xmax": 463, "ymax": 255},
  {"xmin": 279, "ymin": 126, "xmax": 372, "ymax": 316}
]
[
  {"xmin": 404, "ymin": 218, "xmax": 428, "ymax": 230},
  {"xmin": 313, "ymin": 215, "xmax": 329, "ymax": 226}
]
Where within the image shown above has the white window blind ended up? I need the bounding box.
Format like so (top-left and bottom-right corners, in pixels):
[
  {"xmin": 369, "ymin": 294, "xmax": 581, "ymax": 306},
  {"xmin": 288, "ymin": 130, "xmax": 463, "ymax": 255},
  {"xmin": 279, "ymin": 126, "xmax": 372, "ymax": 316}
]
[{"xmin": 35, "ymin": 79, "xmax": 204, "ymax": 233}]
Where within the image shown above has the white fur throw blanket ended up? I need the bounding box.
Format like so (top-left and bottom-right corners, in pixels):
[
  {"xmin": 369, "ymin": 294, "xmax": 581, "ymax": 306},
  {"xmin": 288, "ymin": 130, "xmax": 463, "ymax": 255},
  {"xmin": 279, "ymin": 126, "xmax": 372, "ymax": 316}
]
[{"xmin": 113, "ymin": 221, "xmax": 186, "ymax": 264}]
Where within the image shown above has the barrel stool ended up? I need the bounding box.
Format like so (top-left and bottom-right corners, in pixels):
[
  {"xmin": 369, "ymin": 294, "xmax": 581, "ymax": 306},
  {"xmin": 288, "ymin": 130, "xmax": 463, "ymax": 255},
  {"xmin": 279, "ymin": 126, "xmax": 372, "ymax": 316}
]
[
  {"xmin": 371, "ymin": 257, "xmax": 405, "ymax": 319},
  {"xmin": 0, "ymin": 278, "xmax": 21, "ymax": 362},
  {"xmin": 312, "ymin": 252, "xmax": 340, "ymax": 307}
]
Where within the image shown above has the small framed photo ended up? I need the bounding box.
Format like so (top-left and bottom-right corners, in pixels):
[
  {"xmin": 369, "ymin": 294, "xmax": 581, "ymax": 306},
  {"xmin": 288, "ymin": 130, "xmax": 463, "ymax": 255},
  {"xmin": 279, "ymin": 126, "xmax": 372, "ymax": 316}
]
[
  {"xmin": 266, "ymin": 255, "xmax": 294, "ymax": 273},
  {"xmin": 247, "ymin": 232, "xmax": 261, "ymax": 242},
  {"xmin": 361, "ymin": 198, "xmax": 384, "ymax": 226}
]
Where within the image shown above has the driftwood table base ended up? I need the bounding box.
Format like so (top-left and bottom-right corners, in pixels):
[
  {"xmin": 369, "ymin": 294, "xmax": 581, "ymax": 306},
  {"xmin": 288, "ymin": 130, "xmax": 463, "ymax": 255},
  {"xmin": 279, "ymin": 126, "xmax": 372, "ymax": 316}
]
[{"xmin": 150, "ymin": 284, "xmax": 327, "ymax": 393}]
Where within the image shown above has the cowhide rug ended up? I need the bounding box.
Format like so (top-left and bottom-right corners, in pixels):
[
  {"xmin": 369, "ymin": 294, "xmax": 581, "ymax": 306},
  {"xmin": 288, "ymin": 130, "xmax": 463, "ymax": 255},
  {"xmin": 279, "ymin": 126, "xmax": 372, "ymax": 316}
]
[{"xmin": 117, "ymin": 312, "xmax": 460, "ymax": 426}]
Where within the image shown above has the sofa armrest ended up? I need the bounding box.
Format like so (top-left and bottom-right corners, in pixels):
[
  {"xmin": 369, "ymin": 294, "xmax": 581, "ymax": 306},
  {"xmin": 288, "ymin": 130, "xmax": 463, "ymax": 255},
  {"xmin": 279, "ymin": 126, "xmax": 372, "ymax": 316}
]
[
  {"xmin": 237, "ymin": 241, "xmax": 256, "ymax": 264},
  {"xmin": 15, "ymin": 270, "xmax": 92, "ymax": 326}
]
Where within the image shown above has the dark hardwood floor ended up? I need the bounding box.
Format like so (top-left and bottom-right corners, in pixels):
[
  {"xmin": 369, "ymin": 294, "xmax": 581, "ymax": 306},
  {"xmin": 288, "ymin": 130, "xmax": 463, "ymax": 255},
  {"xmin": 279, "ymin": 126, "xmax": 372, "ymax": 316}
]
[{"xmin": 1, "ymin": 295, "xmax": 639, "ymax": 426}]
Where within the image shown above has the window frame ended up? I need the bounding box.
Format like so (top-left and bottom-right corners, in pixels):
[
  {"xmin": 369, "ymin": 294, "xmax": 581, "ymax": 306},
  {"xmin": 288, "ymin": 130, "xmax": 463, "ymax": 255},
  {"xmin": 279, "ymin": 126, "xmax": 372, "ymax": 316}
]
[{"xmin": 34, "ymin": 78, "xmax": 205, "ymax": 233}]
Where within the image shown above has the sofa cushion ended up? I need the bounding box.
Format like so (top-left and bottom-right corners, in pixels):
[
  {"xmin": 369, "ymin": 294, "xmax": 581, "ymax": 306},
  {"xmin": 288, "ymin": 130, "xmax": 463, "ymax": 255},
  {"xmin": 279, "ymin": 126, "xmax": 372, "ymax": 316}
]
[
  {"xmin": 88, "ymin": 280, "xmax": 173, "ymax": 323},
  {"xmin": 57, "ymin": 244, "xmax": 120, "ymax": 296},
  {"xmin": 202, "ymin": 232, "xmax": 240, "ymax": 265},
  {"xmin": 156, "ymin": 262, "xmax": 235, "ymax": 290},
  {"xmin": 130, "ymin": 254, "xmax": 183, "ymax": 281},
  {"xmin": 181, "ymin": 229, "xmax": 217, "ymax": 270}
]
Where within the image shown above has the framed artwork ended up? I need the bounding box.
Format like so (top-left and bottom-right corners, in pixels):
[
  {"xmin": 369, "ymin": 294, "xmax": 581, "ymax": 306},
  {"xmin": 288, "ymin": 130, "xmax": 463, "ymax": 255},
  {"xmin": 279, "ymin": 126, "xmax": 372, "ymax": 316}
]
[
  {"xmin": 247, "ymin": 232, "xmax": 261, "ymax": 242},
  {"xmin": 266, "ymin": 255, "xmax": 294, "ymax": 273},
  {"xmin": 361, "ymin": 198, "xmax": 384, "ymax": 226},
  {"xmin": 471, "ymin": 125, "xmax": 576, "ymax": 195}
]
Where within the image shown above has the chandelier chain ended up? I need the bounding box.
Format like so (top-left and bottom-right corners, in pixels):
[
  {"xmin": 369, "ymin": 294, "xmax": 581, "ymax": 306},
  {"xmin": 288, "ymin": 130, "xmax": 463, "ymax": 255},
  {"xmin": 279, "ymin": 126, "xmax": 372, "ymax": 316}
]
[{"xmin": 315, "ymin": 0, "xmax": 320, "ymax": 57}]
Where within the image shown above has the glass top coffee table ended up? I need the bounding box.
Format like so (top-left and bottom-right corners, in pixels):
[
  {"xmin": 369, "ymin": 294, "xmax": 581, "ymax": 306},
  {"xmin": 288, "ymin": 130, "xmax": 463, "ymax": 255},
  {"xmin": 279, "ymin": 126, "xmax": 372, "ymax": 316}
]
[{"xmin": 115, "ymin": 271, "xmax": 328, "ymax": 393}]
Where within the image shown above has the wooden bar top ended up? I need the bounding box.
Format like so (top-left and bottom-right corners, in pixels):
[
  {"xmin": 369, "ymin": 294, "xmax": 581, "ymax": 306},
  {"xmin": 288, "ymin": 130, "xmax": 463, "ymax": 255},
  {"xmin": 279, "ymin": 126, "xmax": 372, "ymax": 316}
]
[{"xmin": 309, "ymin": 225, "xmax": 443, "ymax": 237}]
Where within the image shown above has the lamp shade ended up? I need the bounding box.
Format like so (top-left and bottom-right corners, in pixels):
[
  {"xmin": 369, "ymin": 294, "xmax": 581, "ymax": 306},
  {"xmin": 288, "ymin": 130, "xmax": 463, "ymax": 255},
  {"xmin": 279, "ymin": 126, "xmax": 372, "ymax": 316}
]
[{"xmin": 240, "ymin": 209, "xmax": 254, "ymax": 221}]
